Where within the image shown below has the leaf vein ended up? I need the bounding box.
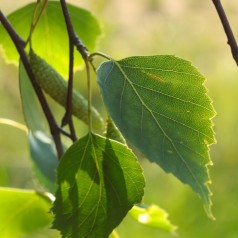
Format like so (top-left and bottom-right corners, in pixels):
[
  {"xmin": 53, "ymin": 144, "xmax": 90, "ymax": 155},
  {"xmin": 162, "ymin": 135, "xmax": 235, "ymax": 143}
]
[
  {"xmin": 151, "ymin": 109, "xmax": 213, "ymax": 141},
  {"xmin": 114, "ymin": 61, "xmax": 206, "ymax": 197},
  {"xmin": 121, "ymin": 64, "xmax": 203, "ymax": 78},
  {"xmin": 132, "ymin": 82, "xmax": 213, "ymax": 113}
]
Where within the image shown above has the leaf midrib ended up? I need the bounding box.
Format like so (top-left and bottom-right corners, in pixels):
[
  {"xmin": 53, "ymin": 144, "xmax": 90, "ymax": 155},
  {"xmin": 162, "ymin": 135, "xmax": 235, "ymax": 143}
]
[
  {"xmin": 1, "ymin": 195, "xmax": 40, "ymax": 232},
  {"xmin": 112, "ymin": 60, "xmax": 207, "ymax": 200},
  {"xmin": 120, "ymin": 63, "xmax": 203, "ymax": 78}
]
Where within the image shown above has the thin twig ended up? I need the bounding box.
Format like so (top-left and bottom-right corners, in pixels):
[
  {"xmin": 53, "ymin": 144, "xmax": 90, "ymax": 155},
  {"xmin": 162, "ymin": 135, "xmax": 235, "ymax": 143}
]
[
  {"xmin": 27, "ymin": 0, "xmax": 48, "ymax": 46},
  {"xmin": 85, "ymin": 59, "xmax": 92, "ymax": 132},
  {"xmin": 62, "ymin": 41, "xmax": 77, "ymax": 142},
  {"xmin": 74, "ymin": 35, "xmax": 89, "ymax": 60},
  {"xmin": 60, "ymin": 0, "xmax": 78, "ymax": 141},
  {"xmin": 88, "ymin": 52, "xmax": 111, "ymax": 61},
  {"xmin": 89, "ymin": 59, "xmax": 97, "ymax": 73},
  {"xmin": 88, "ymin": 52, "xmax": 111, "ymax": 73},
  {"xmin": 60, "ymin": 0, "xmax": 91, "ymax": 136},
  {"xmin": 0, "ymin": 10, "xmax": 64, "ymax": 159},
  {"xmin": 212, "ymin": 0, "xmax": 238, "ymax": 65},
  {"xmin": 60, "ymin": 0, "xmax": 89, "ymax": 60}
]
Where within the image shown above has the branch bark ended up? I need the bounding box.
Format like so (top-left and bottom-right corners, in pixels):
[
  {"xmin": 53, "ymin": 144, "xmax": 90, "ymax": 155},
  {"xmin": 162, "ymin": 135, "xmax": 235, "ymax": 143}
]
[
  {"xmin": 212, "ymin": 0, "xmax": 238, "ymax": 65},
  {"xmin": 0, "ymin": 10, "xmax": 64, "ymax": 159},
  {"xmin": 60, "ymin": 0, "xmax": 90, "ymax": 139},
  {"xmin": 60, "ymin": 0, "xmax": 77, "ymax": 141}
]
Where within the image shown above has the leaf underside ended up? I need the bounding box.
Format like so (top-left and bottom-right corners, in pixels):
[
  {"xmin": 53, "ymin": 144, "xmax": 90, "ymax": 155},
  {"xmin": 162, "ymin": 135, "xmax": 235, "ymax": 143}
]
[
  {"xmin": 52, "ymin": 133, "xmax": 145, "ymax": 238},
  {"xmin": 19, "ymin": 61, "xmax": 58, "ymax": 192},
  {"xmin": 97, "ymin": 55, "xmax": 215, "ymax": 217}
]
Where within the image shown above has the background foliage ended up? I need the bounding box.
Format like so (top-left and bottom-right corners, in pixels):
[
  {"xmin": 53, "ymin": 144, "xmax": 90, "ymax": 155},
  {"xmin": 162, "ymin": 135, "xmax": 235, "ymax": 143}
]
[{"xmin": 1, "ymin": 0, "xmax": 238, "ymax": 237}]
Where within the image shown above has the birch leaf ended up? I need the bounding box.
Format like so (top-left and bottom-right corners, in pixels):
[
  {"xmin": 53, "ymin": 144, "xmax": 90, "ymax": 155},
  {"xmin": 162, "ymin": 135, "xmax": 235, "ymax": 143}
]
[
  {"xmin": 97, "ymin": 55, "xmax": 215, "ymax": 217},
  {"xmin": 52, "ymin": 133, "xmax": 145, "ymax": 237}
]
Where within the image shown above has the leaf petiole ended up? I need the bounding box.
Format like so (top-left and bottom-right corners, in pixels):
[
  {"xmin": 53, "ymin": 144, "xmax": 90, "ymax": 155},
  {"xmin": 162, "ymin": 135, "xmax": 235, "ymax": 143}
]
[
  {"xmin": 27, "ymin": 0, "xmax": 48, "ymax": 47},
  {"xmin": 85, "ymin": 58, "xmax": 93, "ymax": 132},
  {"xmin": 89, "ymin": 52, "xmax": 112, "ymax": 61},
  {"xmin": 86, "ymin": 51, "xmax": 112, "ymax": 132}
]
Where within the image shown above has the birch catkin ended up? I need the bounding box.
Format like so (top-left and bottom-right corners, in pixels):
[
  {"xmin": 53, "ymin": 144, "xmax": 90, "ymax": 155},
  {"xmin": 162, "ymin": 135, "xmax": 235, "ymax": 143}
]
[{"xmin": 29, "ymin": 50, "xmax": 103, "ymax": 130}]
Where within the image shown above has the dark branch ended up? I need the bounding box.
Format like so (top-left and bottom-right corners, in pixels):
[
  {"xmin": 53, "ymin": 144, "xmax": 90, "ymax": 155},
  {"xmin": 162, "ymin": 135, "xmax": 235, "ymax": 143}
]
[
  {"xmin": 61, "ymin": 40, "xmax": 77, "ymax": 142},
  {"xmin": 60, "ymin": 0, "xmax": 90, "ymax": 141},
  {"xmin": 60, "ymin": 0, "xmax": 77, "ymax": 142},
  {"xmin": 74, "ymin": 35, "xmax": 89, "ymax": 60},
  {"xmin": 60, "ymin": 0, "xmax": 89, "ymax": 60},
  {"xmin": 212, "ymin": 0, "xmax": 238, "ymax": 65},
  {"xmin": 0, "ymin": 10, "xmax": 64, "ymax": 159}
]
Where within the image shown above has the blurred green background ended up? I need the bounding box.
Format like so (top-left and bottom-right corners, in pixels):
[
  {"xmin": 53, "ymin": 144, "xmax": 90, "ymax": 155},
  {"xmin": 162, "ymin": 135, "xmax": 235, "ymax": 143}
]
[{"xmin": 1, "ymin": 0, "xmax": 238, "ymax": 237}]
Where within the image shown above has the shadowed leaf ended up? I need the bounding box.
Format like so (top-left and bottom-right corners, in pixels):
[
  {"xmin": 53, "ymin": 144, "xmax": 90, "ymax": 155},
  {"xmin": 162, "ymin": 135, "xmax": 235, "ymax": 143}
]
[
  {"xmin": 97, "ymin": 55, "xmax": 215, "ymax": 217},
  {"xmin": 52, "ymin": 133, "xmax": 145, "ymax": 238}
]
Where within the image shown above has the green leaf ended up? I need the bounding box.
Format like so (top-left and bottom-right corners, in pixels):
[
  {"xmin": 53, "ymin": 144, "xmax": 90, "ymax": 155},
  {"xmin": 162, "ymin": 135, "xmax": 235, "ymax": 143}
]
[
  {"xmin": 105, "ymin": 116, "xmax": 126, "ymax": 144},
  {"xmin": 97, "ymin": 55, "xmax": 215, "ymax": 217},
  {"xmin": 129, "ymin": 204, "xmax": 177, "ymax": 233},
  {"xmin": 52, "ymin": 133, "xmax": 145, "ymax": 238},
  {"xmin": 19, "ymin": 61, "xmax": 45, "ymax": 132},
  {"xmin": 0, "ymin": 1, "xmax": 101, "ymax": 76},
  {"xmin": 29, "ymin": 131, "xmax": 58, "ymax": 192},
  {"xmin": 19, "ymin": 61, "xmax": 58, "ymax": 192},
  {"xmin": 0, "ymin": 187, "xmax": 53, "ymax": 237}
]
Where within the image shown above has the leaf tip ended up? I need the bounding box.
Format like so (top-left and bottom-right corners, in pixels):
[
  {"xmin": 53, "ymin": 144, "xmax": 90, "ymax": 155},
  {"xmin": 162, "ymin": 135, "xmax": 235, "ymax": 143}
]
[
  {"xmin": 202, "ymin": 174, "xmax": 215, "ymax": 220},
  {"xmin": 204, "ymin": 203, "xmax": 216, "ymax": 221}
]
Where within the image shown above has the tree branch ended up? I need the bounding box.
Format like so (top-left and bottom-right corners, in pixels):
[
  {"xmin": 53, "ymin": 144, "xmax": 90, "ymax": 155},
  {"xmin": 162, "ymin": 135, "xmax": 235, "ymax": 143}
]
[
  {"xmin": 27, "ymin": 0, "xmax": 48, "ymax": 46},
  {"xmin": 60, "ymin": 0, "xmax": 89, "ymax": 59},
  {"xmin": 60, "ymin": 0, "xmax": 81, "ymax": 142},
  {"xmin": 60, "ymin": 0, "xmax": 91, "ymax": 139},
  {"xmin": 212, "ymin": 0, "xmax": 238, "ymax": 65},
  {"xmin": 0, "ymin": 10, "xmax": 64, "ymax": 159},
  {"xmin": 60, "ymin": 1, "xmax": 77, "ymax": 141},
  {"xmin": 61, "ymin": 40, "xmax": 77, "ymax": 142}
]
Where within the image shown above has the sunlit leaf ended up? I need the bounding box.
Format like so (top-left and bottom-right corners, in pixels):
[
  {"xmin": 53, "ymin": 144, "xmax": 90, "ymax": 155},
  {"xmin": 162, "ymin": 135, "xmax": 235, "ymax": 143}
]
[
  {"xmin": 97, "ymin": 55, "xmax": 215, "ymax": 217},
  {"xmin": 129, "ymin": 204, "xmax": 177, "ymax": 232},
  {"xmin": 0, "ymin": 187, "xmax": 53, "ymax": 237},
  {"xmin": 19, "ymin": 61, "xmax": 58, "ymax": 192},
  {"xmin": 0, "ymin": 1, "xmax": 101, "ymax": 76},
  {"xmin": 52, "ymin": 133, "xmax": 145, "ymax": 238}
]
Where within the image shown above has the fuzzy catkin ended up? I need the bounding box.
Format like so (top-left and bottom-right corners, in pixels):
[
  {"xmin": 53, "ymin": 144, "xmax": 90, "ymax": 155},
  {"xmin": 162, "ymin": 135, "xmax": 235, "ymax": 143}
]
[{"xmin": 29, "ymin": 50, "xmax": 103, "ymax": 130}]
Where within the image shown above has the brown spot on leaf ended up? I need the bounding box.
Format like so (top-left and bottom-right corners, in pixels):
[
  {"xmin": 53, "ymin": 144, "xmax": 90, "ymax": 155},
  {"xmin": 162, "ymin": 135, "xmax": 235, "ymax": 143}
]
[{"xmin": 141, "ymin": 70, "xmax": 165, "ymax": 83}]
